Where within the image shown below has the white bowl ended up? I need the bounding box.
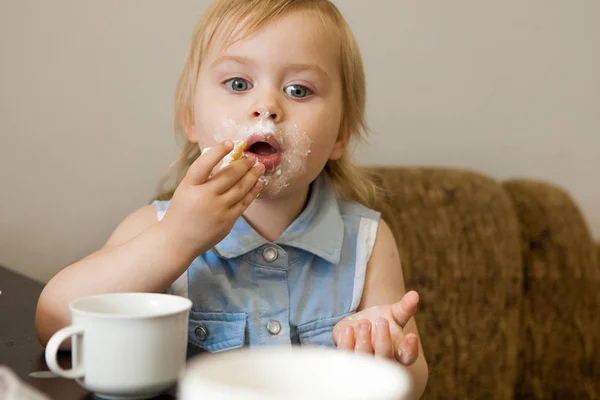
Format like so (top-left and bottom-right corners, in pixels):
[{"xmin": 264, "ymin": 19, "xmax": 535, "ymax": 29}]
[{"xmin": 179, "ymin": 346, "xmax": 412, "ymax": 400}]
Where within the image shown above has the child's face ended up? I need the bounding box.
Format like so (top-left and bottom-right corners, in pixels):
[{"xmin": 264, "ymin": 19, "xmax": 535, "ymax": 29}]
[{"xmin": 189, "ymin": 10, "xmax": 346, "ymax": 198}]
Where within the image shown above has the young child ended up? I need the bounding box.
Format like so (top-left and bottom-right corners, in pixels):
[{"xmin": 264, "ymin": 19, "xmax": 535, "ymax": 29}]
[{"xmin": 36, "ymin": 0, "xmax": 428, "ymax": 396}]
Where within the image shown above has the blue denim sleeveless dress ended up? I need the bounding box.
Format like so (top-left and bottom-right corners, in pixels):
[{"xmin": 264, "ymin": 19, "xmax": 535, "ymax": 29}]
[{"xmin": 153, "ymin": 173, "xmax": 380, "ymax": 353}]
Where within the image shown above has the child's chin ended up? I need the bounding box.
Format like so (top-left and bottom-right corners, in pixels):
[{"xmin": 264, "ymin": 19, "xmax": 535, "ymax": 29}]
[
  {"xmin": 256, "ymin": 173, "xmax": 314, "ymax": 201},
  {"xmin": 256, "ymin": 175, "xmax": 291, "ymax": 199}
]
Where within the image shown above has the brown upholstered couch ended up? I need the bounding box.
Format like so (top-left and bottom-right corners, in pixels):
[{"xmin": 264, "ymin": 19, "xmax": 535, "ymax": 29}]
[{"xmin": 367, "ymin": 167, "xmax": 599, "ymax": 400}]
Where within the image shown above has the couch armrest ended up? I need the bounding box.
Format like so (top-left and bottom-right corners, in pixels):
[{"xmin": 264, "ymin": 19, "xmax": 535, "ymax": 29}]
[
  {"xmin": 367, "ymin": 167, "xmax": 523, "ymax": 400},
  {"xmin": 503, "ymin": 179, "xmax": 600, "ymax": 399}
]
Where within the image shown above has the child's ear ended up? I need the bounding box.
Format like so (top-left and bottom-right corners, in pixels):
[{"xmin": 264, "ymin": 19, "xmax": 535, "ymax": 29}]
[
  {"xmin": 329, "ymin": 129, "xmax": 350, "ymax": 161},
  {"xmin": 185, "ymin": 123, "xmax": 198, "ymax": 143}
]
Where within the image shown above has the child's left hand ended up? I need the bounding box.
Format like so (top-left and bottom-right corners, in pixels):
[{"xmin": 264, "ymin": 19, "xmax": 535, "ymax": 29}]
[{"xmin": 332, "ymin": 291, "xmax": 420, "ymax": 366}]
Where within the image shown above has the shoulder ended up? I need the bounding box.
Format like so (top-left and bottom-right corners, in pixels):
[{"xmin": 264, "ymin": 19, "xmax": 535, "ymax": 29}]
[
  {"xmin": 371, "ymin": 219, "xmax": 400, "ymax": 266},
  {"xmin": 337, "ymin": 199, "xmax": 381, "ymax": 222},
  {"xmin": 358, "ymin": 218, "xmax": 406, "ymax": 308},
  {"xmin": 103, "ymin": 204, "xmax": 160, "ymax": 249}
]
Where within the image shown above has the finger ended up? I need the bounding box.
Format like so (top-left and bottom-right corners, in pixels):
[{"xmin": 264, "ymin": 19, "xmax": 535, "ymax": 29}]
[
  {"xmin": 337, "ymin": 326, "xmax": 355, "ymax": 351},
  {"xmin": 395, "ymin": 334, "xmax": 419, "ymax": 366},
  {"xmin": 332, "ymin": 324, "xmax": 343, "ymax": 346},
  {"xmin": 222, "ymin": 162, "xmax": 265, "ymax": 206},
  {"xmin": 230, "ymin": 180, "xmax": 263, "ymax": 215},
  {"xmin": 355, "ymin": 321, "xmax": 374, "ymax": 354},
  {"xmin": 391, "ymin": 290, "xmax": 419, "ymax": 328},
  {"xmin": 208, "ymin": 157, "xmax": 255, "ymax": 194},
  {"xmin": 373, "ymin": 318, "xmax": 394, "ymax": 359},
  {"xmin": 185, "ymin": 141, "xmax": 233, "ymax": 185}
]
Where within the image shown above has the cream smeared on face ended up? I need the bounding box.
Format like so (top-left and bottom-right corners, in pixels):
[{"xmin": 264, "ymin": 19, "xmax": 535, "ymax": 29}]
[{"xmin": 215, "ymin": 113, "xmax": 312, "ymax": 197}]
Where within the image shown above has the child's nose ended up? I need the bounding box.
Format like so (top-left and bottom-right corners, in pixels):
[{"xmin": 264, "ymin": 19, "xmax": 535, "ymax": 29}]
[
  {"xmin": 249, "ymin": 90, "xmax": 283, "ymax": 123},
  {"xmin": 252, "ymin": 109, "xmax": 279, "ymax": 122}
]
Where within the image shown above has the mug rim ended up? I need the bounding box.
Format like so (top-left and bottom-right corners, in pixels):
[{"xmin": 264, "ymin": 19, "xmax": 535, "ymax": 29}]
[{"xmin": 69, "ymin": 292, "xmax": 192, "ymax": 319}]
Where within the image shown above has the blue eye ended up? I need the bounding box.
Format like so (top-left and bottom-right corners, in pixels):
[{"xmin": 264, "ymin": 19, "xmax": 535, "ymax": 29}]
[
  {"xmin": 224, "ymin": 78, "xmax": 253, "ymax": 92},
  {"xmin": 285, "ymin": 85, "xmax": 312, "ymax": 98}
]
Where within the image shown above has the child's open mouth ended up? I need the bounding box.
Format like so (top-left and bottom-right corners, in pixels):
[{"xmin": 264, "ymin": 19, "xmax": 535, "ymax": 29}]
[{"xmin": 244, "ymin": 133, "xmax": 282, "ymax": 170}]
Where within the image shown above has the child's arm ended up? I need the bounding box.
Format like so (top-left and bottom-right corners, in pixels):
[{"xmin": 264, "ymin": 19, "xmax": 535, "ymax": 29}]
[
  {"xmin": 35, "ymin": 141, "xmax": 265, "ymax": 347},
  {"xmin": 333, "ymin": 220, "xmax": 429, "ymax": 399}
]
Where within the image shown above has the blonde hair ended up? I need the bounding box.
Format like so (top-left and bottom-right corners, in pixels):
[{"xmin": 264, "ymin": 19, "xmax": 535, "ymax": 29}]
[{"xmin": 156, "ymin": 0, "xmax": 392, "ymax": 225}]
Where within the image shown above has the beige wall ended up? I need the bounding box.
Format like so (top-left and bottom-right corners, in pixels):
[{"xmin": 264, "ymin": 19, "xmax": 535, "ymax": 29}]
[{"xmin": 1, "ymin": 1, "xmax": 598, "ymax": 283}]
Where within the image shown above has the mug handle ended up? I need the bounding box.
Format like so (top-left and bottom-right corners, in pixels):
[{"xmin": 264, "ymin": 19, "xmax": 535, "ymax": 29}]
[{"xmin": 44, "ymin": 326, "xmax": 85, "ymax": 379}]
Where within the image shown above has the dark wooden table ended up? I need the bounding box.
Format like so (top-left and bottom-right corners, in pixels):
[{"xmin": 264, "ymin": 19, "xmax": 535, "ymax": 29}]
[{"xmin": 0, "ymin": 265, "xmax": 175, "ymax": 400}]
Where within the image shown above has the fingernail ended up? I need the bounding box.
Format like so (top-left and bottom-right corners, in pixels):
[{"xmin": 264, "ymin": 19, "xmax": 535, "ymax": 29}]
[
  {"xmin": 375, "ymin": 318, "xmax": 387, "ymax": 328},
  {"xmin": 345, "ymin": 326, "xmax": 353, "ymax": 337},
  {"xmin": 359, "ymin": 323, "xmax": 370, "ymax": 336},
  {"xmin": 407, "ymin": 337, "xmax": 417, "ymax": 346},
  {"xmin": 254, "ymin": 181, "xmax": 263, "ymax": 191},
  {"xmin": 401, "ymin": 349, "xmax": 411, "ymax": 365},
  {"xmin": 401, "ymin": 342, "xmax": 412, "ymax": 360},
  {"xmin": 253, "ymin": 162, "xmax": 265, "ymax": 172},
  {"xmin": 202, "ymin": 146, "xmax": 212, "ymax": 154},
  {"xmin": 224, "ymin": 140, "xmax": 233, "ymax": 147}
]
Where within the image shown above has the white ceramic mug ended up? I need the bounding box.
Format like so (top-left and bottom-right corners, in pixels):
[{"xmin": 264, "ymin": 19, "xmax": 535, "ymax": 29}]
[
  {"xmin": 179, "ymin": 346, "xmax": 413, "ymax": 400},
  {"xmin": 44, "ymin": 292, "xmax": 192, "ymax": 400}
]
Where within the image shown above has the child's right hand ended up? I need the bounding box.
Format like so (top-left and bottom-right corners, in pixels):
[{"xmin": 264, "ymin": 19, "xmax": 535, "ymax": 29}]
[{"xmin": 160, "ymin": 140, "xmax": 265, "ymax": 257}]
